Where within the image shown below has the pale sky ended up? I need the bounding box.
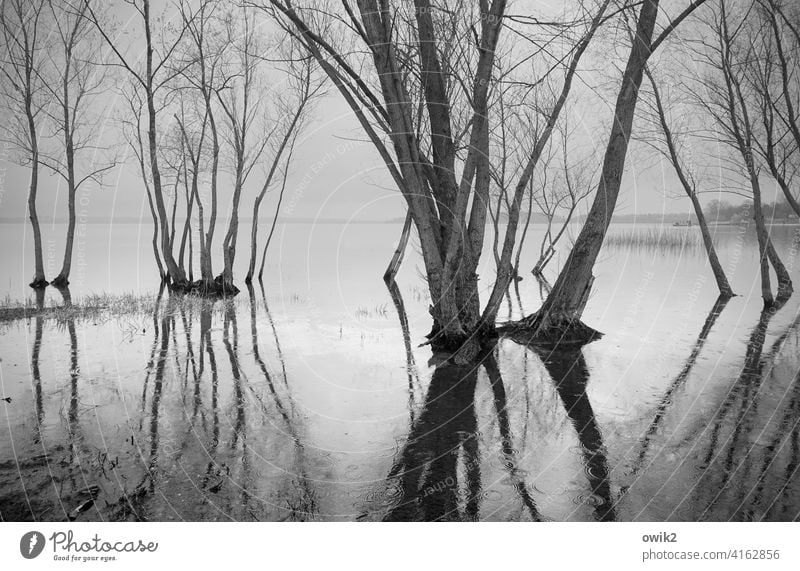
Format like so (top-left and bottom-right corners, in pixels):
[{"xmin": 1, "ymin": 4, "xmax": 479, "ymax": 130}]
[{"xmin": 0, "ymin": 1, "xmax": 783, "ymax": 226}]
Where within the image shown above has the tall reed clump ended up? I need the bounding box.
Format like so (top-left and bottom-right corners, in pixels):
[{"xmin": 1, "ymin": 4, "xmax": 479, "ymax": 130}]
[{"xmin": 604, "ymin": 227, "xmax": 718, "ymax": 255}]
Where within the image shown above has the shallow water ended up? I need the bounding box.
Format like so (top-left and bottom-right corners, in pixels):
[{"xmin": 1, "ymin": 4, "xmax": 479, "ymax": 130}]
[{"xmin": 1, "ymin": 221, "xmax": 800, "ymax": 521}]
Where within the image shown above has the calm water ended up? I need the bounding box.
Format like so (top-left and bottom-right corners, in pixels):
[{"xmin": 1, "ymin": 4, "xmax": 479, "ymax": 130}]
[{"xmin": 1, "ymin": 221, "xmax": 800, "ymax": 521}]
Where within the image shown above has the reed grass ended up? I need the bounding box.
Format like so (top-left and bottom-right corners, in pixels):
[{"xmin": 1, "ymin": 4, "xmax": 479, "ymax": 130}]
[
  {"xmin": 0, "ymin": 291, "xmax": 257, "ymax": 323},
  {"xmin": 604, "ymin": 227, "xmax": 715, "ymax": 255}
]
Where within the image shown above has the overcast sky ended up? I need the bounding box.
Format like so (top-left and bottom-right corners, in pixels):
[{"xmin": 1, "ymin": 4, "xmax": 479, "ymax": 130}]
[{"xmin": 0, "ymin": 1, "xmax": 785, "ymax": 225}]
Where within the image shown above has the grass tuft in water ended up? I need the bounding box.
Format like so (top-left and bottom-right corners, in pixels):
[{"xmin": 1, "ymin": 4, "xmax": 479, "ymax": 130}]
[{"xmin": 604, "ymin": 228, "xmax": 715, "ymax": 255}]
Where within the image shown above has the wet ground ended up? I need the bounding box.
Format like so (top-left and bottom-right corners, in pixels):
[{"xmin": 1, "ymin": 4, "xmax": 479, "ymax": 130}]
[{"xmin": 1, "ymin": 222, "xmax": 799, "ymax": 521}]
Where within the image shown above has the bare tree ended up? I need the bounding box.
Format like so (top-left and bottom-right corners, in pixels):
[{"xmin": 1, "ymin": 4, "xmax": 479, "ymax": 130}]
[
  {"xmin": 750, "ymin": 0, "xmax": 800, "ymax": 217},
  {"xmin": 475, "ymin": 1, "xmax": 613, "ymax": 332},
  {"xmin": 687, "ymin": 0, "xmax": 791, "ymax": 305},
  {"xmin": 216, "ymin": 7, "xmax": 271, "ymax": 294},
  {"xmin": 642, "ymin": 65, "xmax": 734, "ymax": 297},
  {"xmin": 0, "ymin": 0, "xmax": 49, "ymax": 288},
  {"xmin": 176, "ymin": 0, "xmax": 227, "ymax": 292},
  {"xmin": 165, "ymin": 106, "xmax": 197, "ymax": 281},
  {"xmin": 88, "ymin": 0, "xmax": 194, "ymax": 289},
  {"xmin": 250, "ymin": 128, "xmax": 297, "ymax": 285},
  {"xmin": 758, "ymin": 0, "xmax": 800, "ymax": 158},
  {"xmin": 40, "ymin": 0, "xmax": 116, "ymax": 287},
  {"xmin": 258, "ymin": 0, "xmax": 614, "ymax": 354},
  {"xmin": 517, "ymin": 0, "xmax": 709, "ymax": 342},
  {"xmin": 531, "ymin": 119, "xmax": 595, "ymax": 276},
  {"xmin": 247, "ymin": 48, "xmax": 322, "ymax": 284}
]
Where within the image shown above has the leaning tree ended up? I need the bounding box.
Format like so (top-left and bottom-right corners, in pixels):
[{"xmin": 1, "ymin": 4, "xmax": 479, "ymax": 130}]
[{"xmin": 515, "ymin": 0, "xmax": 709, "ymax": 341}]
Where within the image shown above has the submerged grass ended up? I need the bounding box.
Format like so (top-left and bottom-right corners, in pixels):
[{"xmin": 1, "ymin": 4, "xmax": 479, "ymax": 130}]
[
  {"xmin": 604, "ymin": 227, "xmax": 715, "ymax": 255},
  {"xmin": 0, "ymin": 290, "xmax": 262, "ymax": 323},
  {"xmin": 354, "ymin": 303, "xmax": 389, "ymax": 319}
]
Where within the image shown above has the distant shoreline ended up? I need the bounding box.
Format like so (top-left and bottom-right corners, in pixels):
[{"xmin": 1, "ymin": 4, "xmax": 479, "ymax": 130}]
[{"xmin": 2, "ymin": 217, "xmax": 799, "ymax": 226}]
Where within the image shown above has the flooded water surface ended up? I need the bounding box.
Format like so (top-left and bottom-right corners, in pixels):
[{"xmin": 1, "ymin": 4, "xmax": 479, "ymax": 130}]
[{"xmin": 1, "ymin": 222, "xmax": 800, "ymax": 521}]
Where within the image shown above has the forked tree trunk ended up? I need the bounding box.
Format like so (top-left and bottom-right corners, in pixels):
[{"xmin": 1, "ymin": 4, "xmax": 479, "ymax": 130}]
[
  {"xmin": 143, "ymin": 0, "xmax": 186, "ymax": 289},
  {"xmin": 717, "ymin": 2, "xmax": 791, "ymax": 306},
  {"xmin": 522, "ymin": 0, "xmax": 661, "ymax": 339},
  {"xmin": 176, "ymin": 113, "xmax": 214, "ymax": 291}
]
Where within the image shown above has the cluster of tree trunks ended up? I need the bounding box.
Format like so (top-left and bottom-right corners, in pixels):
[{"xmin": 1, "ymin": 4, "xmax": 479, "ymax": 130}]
[{"xmin": 7, "ymin": 0, "xmax": 797, "ymax": 352}]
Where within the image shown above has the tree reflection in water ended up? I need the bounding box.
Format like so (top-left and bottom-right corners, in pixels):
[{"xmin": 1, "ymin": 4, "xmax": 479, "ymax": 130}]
[
  {"xmin": 379, "ymin": 332, "xmax": 613, "ymax": 520},
  {"xmin": 682, "ymin": 299, "xmax": 800, "ymax": 521},
  {"xmin": 4, "ymin": 278, "xmax": 800, "ymax": 521},
  {"xmin": 530, "ymin": 345, "xmax": 616, "ymax": 522}
]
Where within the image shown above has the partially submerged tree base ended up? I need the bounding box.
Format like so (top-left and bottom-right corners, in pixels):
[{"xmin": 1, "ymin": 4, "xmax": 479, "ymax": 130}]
[
  {"xmin": 51, "ymin": 275, "xmax": 69, "ymax": 288},
  {"xmin": 428, "ymin": 333, "xmax": 488, "ymax": 365},
  {"xmin": 214, "ymin": 275, "xmax": 240, "ymax": 296},
  {"xmin": 424, "ymin": 322, "xmax": 497, "ymax": 365},
  {"xmin": 164, "ymin": 277, "xmax": 242, "ymax": 298},
  {"xmin": 499, "ymin": 311, "xmax": 603, "ymax": 349},
  {"xmin": 29, "ymin": 278, "xmax": 49, "ymax": 289}
]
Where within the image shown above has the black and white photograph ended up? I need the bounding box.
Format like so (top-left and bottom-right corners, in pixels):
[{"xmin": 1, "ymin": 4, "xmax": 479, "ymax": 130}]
[{"xmin": 1, "ymin": 0, "xmax": 799, "ymax": 567}]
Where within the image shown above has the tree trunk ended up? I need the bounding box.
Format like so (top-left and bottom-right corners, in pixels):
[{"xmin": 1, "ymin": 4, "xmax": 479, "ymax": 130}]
[
  {"xmin": 143, "ymin": 0, "xmax": 186, "ymax": 289},
  {"xmin": 204, "ymin": 105, "xmax": 219, "ymax": 282},
  {"xmin": 139, "ymin": 154, "xmax": 165, "ymax": 281},
  {"xmin": 514, "ymin": 187, "xmax": 534, "ymax": 277},
  {"xmin": 750, "ymin": 175, "xmax": 775, "ymax": 306},
  {"xmin": 53, "ymin": 54, "xmax": 76, "ymax": 288},
  {"xmin": 26, "ymin": 103, "xmax": 47, "ymax": 288},
  {"xmin": 53, "ymin": 181, "xmax": 76, "ymax": 287},
  {"xmin": 766, "ymin": 235, "xmax": 792, "ymax": 300},
  {"xmin": 644, "ymin": 65, "xmax": 734, "ymax": 298},
  {"xmin": 178, "ymin": 179, "xmax": 195, "ymax": 271},
  {"xmin": 521, "ymin": 0, "xmax": 661, "ymax": 340},
  {"xmin": 220, "ymin": 167, "xmax": 244, "ymax": 295},
  {"xmin": 689, "ymin": 193, "xmax": 734, "ymax": 297},
  {"xmin": 248, "ymin": 107, "xmax": 304, "ymax": 283},
  {"xmin": 717, "ymin": 0, "xmax": 790, "ymax": 307},
  {"xmin": 384, "ymin": 210, "xmax": 413, "ymax": 283},
  {"xmin": 191, "ymin": 171, "xmax": 213, "ymax": 289},
  {"xmin": 258, "ymin": 145, "xmax": 296, "ymax": 281}
]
